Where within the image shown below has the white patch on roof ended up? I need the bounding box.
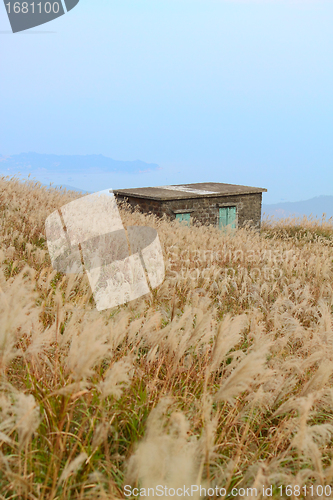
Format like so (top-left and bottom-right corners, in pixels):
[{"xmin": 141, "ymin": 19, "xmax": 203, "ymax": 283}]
[{"xmin": 157, "ymin": 185, "xmax": 219, "ymax": 195}]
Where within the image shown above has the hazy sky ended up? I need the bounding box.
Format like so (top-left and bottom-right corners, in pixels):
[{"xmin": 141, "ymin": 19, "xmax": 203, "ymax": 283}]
[{"xmin": 1, "ymin": 0, "xmax": 333, "ymax": 203}]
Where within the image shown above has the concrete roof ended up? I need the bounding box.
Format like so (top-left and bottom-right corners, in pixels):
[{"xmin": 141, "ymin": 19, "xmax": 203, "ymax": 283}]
[{"xmin": 113, "ymin": 182, "xmax": 267, "ymax": 201}]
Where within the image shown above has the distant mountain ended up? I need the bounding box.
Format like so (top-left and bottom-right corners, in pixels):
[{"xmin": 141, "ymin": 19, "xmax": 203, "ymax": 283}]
[
  {"xmin": 0, "ymin": 152, "xmax": 160, "ymax": 174},
  {"xmin": 262, "ymin": 196, "xmax": 333, "ymax": 220}
]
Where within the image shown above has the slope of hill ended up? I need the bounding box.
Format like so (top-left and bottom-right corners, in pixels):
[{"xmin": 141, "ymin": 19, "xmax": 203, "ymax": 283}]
[
  {"xmin": 1, "ymin": 178, "xmax": 333, "ymax": 497},
  {"xmin": 262, "ymin": 195, "xmax": 333, "ymax": 219}
]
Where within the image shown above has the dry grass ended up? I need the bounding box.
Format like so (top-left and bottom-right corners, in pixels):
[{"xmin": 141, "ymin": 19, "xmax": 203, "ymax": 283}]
[{"xmin": 1, "ymin": 176, "xmax": 333, "ymax": 499}]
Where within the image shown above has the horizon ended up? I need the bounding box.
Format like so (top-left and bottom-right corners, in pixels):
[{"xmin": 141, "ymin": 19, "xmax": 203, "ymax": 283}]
[
  {"xmin": 0, "ymin": 150, "xmax": 332, "ymax": 206},
  {"xmin": 3, "ymin": 154, "xmax": 333, "ymax": 212}
]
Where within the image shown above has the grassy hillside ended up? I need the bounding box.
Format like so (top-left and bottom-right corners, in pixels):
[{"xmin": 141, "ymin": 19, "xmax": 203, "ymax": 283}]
[{"xmin": 1, "ymin": 177, "xmax": 333, "ymax": 499}]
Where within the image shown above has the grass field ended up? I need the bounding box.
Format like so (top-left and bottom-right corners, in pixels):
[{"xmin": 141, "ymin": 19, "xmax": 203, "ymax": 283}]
[{"xmin": 1, "ymin": 176, "xmax": 333, "ymax": 499}]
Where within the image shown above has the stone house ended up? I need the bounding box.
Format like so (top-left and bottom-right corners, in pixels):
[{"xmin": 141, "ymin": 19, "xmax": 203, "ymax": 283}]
[{"xmin": 113, "ymin": 182, "xmax": 267, "ymax": 230}]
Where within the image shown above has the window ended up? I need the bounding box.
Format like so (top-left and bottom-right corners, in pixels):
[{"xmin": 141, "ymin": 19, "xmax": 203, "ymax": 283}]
[
  {"xmin": 219, "ymin": 206, "xmax": 237, "ymax": 229},
  {"xmin": 176, "ymin": 213, "xmax": 191, "ymax": 226}
]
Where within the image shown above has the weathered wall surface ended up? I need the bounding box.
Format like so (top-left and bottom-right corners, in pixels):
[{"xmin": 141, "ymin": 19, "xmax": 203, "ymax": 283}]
[{"xmin": 114, "ymin": 192, "xmax": 263, "ymax": 229}]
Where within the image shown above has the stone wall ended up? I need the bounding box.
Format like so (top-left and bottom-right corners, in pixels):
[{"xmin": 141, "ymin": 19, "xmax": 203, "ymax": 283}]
[
  {"xmin": 115, "ymin": 196, "xmax": 165, "ymax": 218},
  {"xmin": 114, "ymin": 192, "xmax": 263, "ymax": 229}
]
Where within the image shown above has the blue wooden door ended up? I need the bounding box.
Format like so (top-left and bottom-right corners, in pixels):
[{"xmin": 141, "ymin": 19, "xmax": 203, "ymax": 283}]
[
  {"xmin": 219, "ymin": 206, "xmax": 236, "ymax": 229},
  {"xmin": 176, "ymin": 213, "xmax": 191, "ymax": 226}
]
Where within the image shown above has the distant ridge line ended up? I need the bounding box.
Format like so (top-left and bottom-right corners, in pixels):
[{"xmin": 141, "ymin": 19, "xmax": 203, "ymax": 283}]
[
  {"xmin": 263, "ymin": 195, "xmax": 333, "ymax": 219},
  {"xmin": 0, "ymin": 152, "xmax": 160, "ymax": 174}
]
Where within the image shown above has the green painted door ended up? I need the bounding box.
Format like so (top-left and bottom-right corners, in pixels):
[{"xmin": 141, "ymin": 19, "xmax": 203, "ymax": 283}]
[
  {"xmin": 176, "ymin": 213, "xmax": 191, "ymax": 226},
  {"xmin": 219, "ymin": 206, "xmax": 237, "ymax": 229}
]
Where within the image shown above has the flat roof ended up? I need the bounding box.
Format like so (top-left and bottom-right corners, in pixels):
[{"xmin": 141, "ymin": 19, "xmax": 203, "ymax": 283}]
[{"xmin": 113, "ymin": 182, "xmax": 267, "ymax": 201}]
